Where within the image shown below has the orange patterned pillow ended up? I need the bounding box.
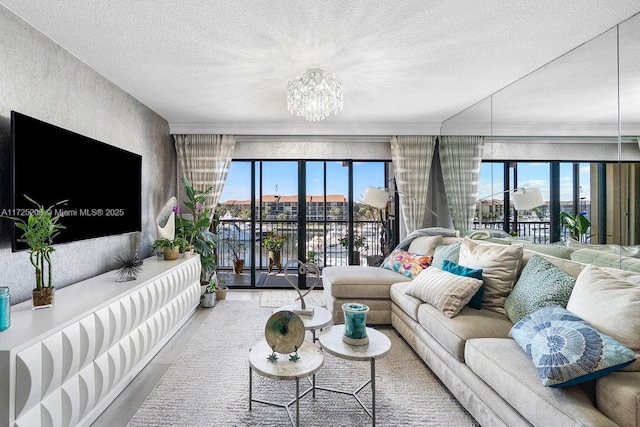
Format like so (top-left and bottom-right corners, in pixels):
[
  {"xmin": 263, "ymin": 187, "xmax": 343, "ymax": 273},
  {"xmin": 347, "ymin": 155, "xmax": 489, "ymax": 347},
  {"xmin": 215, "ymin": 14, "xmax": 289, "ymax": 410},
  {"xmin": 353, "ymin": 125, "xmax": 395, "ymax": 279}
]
[{"xmin": 381, "ymin": 249, "xmax": 433, "ymax": 278}]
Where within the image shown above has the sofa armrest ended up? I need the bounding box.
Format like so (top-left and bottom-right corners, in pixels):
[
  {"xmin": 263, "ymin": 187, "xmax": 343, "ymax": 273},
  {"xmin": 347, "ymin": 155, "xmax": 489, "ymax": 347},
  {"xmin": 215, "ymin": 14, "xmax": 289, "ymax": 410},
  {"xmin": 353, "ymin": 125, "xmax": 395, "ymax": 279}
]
[{"xmin": 597, "ymin": 371, "xmax": 640, "ymax": 427}]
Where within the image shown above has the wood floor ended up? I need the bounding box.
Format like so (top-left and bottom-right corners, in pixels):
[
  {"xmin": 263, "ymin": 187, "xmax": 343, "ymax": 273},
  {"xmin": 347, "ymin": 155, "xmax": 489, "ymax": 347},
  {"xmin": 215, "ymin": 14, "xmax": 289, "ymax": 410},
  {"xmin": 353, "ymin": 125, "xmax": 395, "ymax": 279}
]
[{"xmin": 90, "ymin": 290, "xmax": 261, "ymax": 427}]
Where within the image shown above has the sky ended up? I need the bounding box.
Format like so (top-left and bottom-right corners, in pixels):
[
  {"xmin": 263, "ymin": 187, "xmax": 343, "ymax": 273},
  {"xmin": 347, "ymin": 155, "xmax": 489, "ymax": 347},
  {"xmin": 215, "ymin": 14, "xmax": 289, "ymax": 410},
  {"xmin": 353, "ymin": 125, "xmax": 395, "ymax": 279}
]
[
  {"xmin": 219, "ymin": 161, "xmax": 591, "ymax": 205},
  {"xmin": 220, "ymin": 161, "xmax": 385, "ymax": 204}
]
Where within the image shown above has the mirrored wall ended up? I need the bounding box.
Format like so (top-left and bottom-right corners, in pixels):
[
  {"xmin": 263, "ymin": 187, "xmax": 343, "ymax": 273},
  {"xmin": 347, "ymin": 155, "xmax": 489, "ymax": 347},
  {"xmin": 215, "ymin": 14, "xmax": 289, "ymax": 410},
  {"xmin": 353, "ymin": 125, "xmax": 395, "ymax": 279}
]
[{"xmin": 441, "ymin": 12, "xmax": 640, "ymax": 264}]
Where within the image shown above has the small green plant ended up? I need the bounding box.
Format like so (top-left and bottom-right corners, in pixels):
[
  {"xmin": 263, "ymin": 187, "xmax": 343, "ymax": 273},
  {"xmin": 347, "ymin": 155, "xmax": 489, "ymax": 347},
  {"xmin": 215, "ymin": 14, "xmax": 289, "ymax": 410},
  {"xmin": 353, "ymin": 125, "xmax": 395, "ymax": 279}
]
[
  {"xmin": 1, "ymin": 195, "xmax": 67, "ymax": 290},
  {"xmin": 151, "ymin": 237, "xmax": 185, "ymax": 250},
  {"xmin": 560, "ymin": 211, "xmax": 591, "ymax": 242},
  {"xmin": 307, "ymin": 250, "xmax": 319, "ymax": 264},
  {"xmin": 263, "ymin": 230, "xmax": 287, "ymax": 252},
  {"xmin": 223, "ymin": 234, "xmax": 246, "ymax": 261},
  {"xmin": 205, "ymin": 277, "xmax": 225, "ymax": 294},
  {"xmin": 338, "ymin": 231, "xmax": 369, "ymax": 251}
]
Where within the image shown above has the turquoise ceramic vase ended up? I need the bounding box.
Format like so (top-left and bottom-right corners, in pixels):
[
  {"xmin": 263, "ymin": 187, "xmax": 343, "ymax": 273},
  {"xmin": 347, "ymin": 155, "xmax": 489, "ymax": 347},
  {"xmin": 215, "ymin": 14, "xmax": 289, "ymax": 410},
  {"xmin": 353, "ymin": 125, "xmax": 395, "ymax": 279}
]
[
  {"xmin": 342, "ymin": 302, "xmax": 369, "ymax": 345},
  {"xmin": 0, "ymin": 287, "xmax": 10, "ymax": 332}
]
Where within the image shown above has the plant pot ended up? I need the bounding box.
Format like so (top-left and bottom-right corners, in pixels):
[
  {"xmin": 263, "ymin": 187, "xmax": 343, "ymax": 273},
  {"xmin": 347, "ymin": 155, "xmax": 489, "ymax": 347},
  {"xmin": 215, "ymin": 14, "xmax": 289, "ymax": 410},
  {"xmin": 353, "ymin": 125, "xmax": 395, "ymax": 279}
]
[
  {"xmin": 233, "ymin": 259, "xmax": 245, "ymax": 274},
  {"xmin": 215, "ymin": 285, "xmax": 228, "ymax": 301},
  {"xmin": 268, "ymin": 251, "xmax": 282, "ymax": 273},
  {"xmin": 32, "ymin": 287, "xmax": 54, "ymax": 310},
  {"xmin": 163, "ymin": 246, "xmax": 179, "ymax": 260},
  {"xmin": 183, "ymin": 249, "xmax": 194, "ymax": 259},
  {"xmin": 200, "ymin": 280, "xmax": 209, "ymax": 295},
  {"xmin": 351, "ymin": 251, "xmax": 361, "ymax": 266},
  {"xmin": 201, "ymin": 292, "xmax": 216, "ymax": 308}
]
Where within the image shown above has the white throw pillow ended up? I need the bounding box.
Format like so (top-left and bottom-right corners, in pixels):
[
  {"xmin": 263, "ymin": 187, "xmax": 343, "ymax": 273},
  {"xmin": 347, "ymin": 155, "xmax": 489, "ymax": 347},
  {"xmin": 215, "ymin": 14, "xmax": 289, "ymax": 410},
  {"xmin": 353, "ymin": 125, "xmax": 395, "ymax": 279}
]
[
  {"xmin": 566, "ymin": 264, "xmax": 640, "ymax": 371},
  {"xmin": 458, "ymin": 237, "xmax": 523, "ymax": 315},
  {"xmin": 408, "ymin": 235, "xmax": 444, "ymax": 256},
  {"xmin": 404, "ymin": 266, "xmax": 482, "ymax": 318}
]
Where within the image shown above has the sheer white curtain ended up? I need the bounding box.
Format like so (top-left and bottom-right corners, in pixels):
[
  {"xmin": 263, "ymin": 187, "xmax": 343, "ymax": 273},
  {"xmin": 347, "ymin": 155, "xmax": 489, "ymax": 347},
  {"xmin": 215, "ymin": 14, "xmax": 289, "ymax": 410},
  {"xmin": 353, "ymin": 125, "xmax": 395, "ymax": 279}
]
[
  {"xmin": 439, "ymin": 136, "xmax": 484, "ymax": 233},
  {"xmin": 173, "ymin": 134, "xmax": 236, "ymax": 214},
  {"xmin": 390, "ymin": 135, "xmax": 437, "ymax": 234}
]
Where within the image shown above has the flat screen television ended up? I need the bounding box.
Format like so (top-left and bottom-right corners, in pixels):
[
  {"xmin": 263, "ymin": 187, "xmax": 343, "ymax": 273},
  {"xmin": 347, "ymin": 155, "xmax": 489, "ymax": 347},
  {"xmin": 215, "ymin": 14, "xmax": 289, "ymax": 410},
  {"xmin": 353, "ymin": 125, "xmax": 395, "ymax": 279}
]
[{"xmin": 9, "ymin": 111, "xmax": 142, "ymax": 251}]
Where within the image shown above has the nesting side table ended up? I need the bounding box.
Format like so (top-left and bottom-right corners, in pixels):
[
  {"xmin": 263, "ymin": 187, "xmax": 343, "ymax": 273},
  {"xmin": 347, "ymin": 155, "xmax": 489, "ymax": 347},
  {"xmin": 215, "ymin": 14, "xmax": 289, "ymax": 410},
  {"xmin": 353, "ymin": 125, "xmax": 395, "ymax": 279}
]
[
  {"xmin": 249, "ymin": 339, "xmax": 324, "ymax": 426},
  {"xmin": 317, "ymin": 325, "xmax": 391, "ymax": 426},
  {"xmin": 274, "ymin": 304, "xmax": 333, "ymax": 342}
]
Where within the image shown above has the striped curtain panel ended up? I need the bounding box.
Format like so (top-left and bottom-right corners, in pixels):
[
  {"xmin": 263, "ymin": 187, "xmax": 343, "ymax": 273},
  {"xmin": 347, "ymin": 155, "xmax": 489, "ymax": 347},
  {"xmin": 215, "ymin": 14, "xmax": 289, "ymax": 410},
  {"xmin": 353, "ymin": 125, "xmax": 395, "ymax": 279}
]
[
  {"xmin": 173, "ymin": 134, "xmax": 236, "ymax": 216},
  {"xmin": 439, "ymin": 136, "xmax": 484, "ymax": 233},
  {"xmin": 390, "ymin": 135, "xmax": 437, "ymax": 234}
]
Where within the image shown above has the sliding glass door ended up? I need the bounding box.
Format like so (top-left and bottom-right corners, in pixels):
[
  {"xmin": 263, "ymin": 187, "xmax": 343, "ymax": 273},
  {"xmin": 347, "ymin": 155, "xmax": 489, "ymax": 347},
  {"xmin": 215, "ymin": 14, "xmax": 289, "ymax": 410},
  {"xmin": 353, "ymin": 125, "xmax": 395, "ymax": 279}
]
[{"xmin": 216, "ymin": 159, "xmax": 390, "ymax": 289}]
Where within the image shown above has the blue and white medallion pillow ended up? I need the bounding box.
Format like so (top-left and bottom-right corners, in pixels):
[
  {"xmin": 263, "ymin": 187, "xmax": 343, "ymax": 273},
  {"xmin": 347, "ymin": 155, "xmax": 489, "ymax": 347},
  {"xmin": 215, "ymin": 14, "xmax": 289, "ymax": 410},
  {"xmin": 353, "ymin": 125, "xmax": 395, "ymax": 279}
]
[{"xmin": 509, "ymin": 305, "xmax": 636, "ymax": 388}]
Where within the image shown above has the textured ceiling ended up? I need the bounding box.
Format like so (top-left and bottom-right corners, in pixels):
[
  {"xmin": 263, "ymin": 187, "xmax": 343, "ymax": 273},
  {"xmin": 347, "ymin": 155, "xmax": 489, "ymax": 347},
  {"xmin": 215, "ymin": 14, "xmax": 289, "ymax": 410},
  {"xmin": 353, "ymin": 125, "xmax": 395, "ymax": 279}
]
[{"xmin": 2, "ymin": 1, "xmax": 640, "ymax": 135}]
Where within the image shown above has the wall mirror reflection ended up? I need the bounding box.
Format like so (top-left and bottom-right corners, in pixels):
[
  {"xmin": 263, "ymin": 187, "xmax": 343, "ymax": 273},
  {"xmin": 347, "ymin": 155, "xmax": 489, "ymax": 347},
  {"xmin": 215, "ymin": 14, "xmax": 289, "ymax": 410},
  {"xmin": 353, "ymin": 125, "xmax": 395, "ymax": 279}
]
[{"xmin": 441, "ymin": 12, "xmax": 640, "ymax": 268}]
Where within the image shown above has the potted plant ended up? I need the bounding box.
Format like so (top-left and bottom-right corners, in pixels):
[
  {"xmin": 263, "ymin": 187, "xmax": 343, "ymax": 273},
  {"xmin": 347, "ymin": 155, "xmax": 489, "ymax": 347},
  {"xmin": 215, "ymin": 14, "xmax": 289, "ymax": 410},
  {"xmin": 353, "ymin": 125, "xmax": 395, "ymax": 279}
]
[
  {"xmin": 263, "ymin": 230, "xmax": 286, "ymax": 272},
  {"xmin": 201, "ymin": 280, "xmax": 216, "ymax": 308},
  {"xmin": 151, "ymin": 237, "xmax": 184, "ymax": 261},
  {"xmin": 338, "ymin": 231, "xmax": 369, "ymax": 265},
  {"xmin": 175, "ymin": 177, "xmax": 218, "ymax": 283},
  {"xmin": 560, "ymin": 211, "xmax": 591, "ymax": 243},
  {"xmin": 223, "ymin": 234, "xmax": 246, "ymax": 274},
  {"xmin": 182, "ymin": 243, "xmax": 195, "ymax": 259},
  {"xmin": 214, "ymin": 277, "xmax": 228, "ymax": 300},
  {"xmin": 2, "ymin": 195, "xmax": 67, "ymax": 308}
]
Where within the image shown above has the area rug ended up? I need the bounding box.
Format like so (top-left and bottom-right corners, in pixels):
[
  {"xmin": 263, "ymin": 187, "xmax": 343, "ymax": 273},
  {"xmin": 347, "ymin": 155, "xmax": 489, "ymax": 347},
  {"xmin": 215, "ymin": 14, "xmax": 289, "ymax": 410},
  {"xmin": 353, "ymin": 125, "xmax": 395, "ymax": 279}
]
[
  {"xmin": 127, "ymin": 300, "xmax": 479, "ymax": 426},
  {"xmin": 258, "ymin": 289, "xmax": 326, "ymax": 308}
]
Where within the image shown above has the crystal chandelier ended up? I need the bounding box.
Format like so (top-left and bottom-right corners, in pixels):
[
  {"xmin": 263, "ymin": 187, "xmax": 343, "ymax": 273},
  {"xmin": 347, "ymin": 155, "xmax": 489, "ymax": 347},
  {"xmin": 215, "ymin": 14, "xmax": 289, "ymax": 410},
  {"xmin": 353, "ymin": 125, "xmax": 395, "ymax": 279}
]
[{"xmin": 287, "ymin": 68, "xmax": 344, "ymax": 121}]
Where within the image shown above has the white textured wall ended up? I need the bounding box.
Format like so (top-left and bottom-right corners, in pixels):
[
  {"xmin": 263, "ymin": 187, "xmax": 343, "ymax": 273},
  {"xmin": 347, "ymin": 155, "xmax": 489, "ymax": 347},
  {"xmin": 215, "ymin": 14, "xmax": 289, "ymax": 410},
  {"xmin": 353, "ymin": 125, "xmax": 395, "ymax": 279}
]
[{"xmin": 0, "ymin": 6, "xmax": 176, "ymax": 304}]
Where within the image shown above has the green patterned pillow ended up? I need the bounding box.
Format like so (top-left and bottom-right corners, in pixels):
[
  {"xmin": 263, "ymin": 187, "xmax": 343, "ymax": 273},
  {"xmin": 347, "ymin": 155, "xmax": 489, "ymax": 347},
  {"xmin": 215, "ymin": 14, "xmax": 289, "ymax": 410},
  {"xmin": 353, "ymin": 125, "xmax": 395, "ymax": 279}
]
[
  {"xmin": 431, "ymin": 241, "xmax": 461, "ymax": 269},
  {"xmin": 504, "ymin": 255, "xmax": 576, "ymax": 324}
]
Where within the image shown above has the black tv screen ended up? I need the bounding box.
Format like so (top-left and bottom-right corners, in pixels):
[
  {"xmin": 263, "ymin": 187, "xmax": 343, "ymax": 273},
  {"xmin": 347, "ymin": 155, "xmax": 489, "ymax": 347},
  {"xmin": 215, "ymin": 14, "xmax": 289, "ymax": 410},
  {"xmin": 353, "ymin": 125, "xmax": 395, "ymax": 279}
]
[{"xmin": 9, "ymin": 111, "xmax": 142, "ymax": 251}]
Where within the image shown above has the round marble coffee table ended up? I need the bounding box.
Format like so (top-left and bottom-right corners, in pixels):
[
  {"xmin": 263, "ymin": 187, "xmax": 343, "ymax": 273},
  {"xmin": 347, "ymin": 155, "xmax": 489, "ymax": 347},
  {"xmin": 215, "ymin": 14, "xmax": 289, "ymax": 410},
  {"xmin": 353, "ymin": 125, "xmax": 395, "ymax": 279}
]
[
  {"xmin": 317, "ymin": 325, "xmax": 391, "ymax": 426},
  {"xmin": 249, "ymin": 339, "xmax": 324, "ymax": 426}
]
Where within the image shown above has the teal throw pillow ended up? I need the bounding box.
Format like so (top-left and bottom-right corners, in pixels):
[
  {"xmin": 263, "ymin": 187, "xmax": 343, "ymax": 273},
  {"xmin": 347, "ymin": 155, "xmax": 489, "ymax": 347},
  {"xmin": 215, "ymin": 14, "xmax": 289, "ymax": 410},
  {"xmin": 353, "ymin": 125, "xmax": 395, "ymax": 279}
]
[
  {"xmin": 441, "ymin": 259, "xmax": 484, "ymax": 310},
  {"xmin": 504, "ymin": 254, "xmax": 576, "ymax": 324},
  {"xmin": 431, "ymin": 241, "xmax": 461, "ymax": 269},
  {"xmin": 509, "ymin": 306, "xmax": 636, "ymax": 388}
]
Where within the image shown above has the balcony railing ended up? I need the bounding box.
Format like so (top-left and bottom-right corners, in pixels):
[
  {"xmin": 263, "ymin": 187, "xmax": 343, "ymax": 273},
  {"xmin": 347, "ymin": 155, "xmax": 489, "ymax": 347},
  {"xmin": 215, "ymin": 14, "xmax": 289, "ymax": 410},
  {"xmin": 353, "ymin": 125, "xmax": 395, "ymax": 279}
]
[{"xmin": 216, "ymin": 218, "xmax": 557, "ymax": 271}]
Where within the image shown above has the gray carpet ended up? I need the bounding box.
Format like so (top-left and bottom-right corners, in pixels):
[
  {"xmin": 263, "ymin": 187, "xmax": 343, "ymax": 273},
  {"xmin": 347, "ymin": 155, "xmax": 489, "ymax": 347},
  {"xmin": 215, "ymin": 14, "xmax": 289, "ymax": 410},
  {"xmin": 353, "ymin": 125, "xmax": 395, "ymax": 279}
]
[{"xmin": 128, "ymin": 300, "xmax": 479, "ymax": 426}]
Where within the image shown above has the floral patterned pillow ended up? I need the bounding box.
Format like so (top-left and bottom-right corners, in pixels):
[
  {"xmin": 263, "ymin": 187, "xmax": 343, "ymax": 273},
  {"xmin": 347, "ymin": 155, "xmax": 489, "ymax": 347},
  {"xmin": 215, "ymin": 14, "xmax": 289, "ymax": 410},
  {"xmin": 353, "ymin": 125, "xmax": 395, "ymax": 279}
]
[{"xmin": 381, "ymin": 249, "xmax": 433, "ymax": 278}]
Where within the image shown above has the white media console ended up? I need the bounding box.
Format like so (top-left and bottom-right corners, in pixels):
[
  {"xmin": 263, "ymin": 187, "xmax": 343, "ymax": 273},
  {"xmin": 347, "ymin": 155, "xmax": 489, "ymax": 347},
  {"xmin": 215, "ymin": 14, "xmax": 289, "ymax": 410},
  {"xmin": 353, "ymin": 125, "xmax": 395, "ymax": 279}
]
[{"xmin": 0, "ymin": 255, "xmax": 201, "ymax": 427}]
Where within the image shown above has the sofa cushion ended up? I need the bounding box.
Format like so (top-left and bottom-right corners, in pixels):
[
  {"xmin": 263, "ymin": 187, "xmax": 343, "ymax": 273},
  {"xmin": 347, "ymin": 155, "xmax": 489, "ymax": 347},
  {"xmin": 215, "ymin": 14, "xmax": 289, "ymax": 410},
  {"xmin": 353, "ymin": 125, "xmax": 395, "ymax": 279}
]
[
  {"xmin": 509, "ymin": 306, "xmax": 636, "ymax": 387},
  {"xmin": 405, "ymin": 266, "xmax": 482, "ymax": 318},
  {"xmin": 321, "ymin": 266, "xmax": 411, "ymax": 299},
  {"xmin": 523, "ymin": 242, "xmax": 575, "ymax": 259},
  {"xmin": 441, "ymin": 259, "xmax": 484, "ymax": 310},
  {"xmin": 465, "ymin": 338, "xmax": 620, "ymax": 427},
  {"xmin": 408, "ymin": 234, "xmax": 443, "ymax": 256},
  {"xmin": 504, "ymin": 254, "xmax": 576, "ymax": 324},
  {"xmin": 431, "ymin": 240, "xmax": 461, "ymax": 269},
  {"xmin": 597, "ymin": 372, "xmax": 640, "ymax": 427},
  {"xmin": 458, "ymin": 237, "xmax": 524, "ymax": 315},
  {"xmin": 566, "ymin": 264, "xmax": 640, "ymax": 371},
  {"xmin": 417, "ymin": 303, "xmax": 513, "ymax": 362},
  {"xmin": 381, "ymin": 249, "xmax": 433, "ymax": 279},
  {"xmin": 390, "ymin": 281, "xmax": 423, "ymax": 321},
  {"xmin": 570, "ymin": 248, "xmax": 640, "ymax": 273},
  {"xmin": 566, "ymin": 237, "xmax": 640, "ymax": 258}
]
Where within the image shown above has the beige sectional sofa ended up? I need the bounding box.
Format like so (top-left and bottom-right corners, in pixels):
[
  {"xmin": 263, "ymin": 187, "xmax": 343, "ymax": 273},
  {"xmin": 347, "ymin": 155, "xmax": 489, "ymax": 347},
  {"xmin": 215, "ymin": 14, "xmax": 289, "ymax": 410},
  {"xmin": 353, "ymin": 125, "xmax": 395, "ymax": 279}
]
[{"xmin": 322, "ymin": 231, "xmax": 640, "ymax": 427}]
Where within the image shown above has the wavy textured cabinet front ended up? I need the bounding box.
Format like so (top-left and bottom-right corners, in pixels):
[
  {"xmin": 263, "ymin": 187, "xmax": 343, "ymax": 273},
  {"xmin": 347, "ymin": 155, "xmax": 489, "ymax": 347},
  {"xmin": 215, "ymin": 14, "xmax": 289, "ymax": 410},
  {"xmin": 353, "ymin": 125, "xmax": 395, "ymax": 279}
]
[{"xmin": 0, "ymin": 257, "xmax": 201, "ymax": 427}]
